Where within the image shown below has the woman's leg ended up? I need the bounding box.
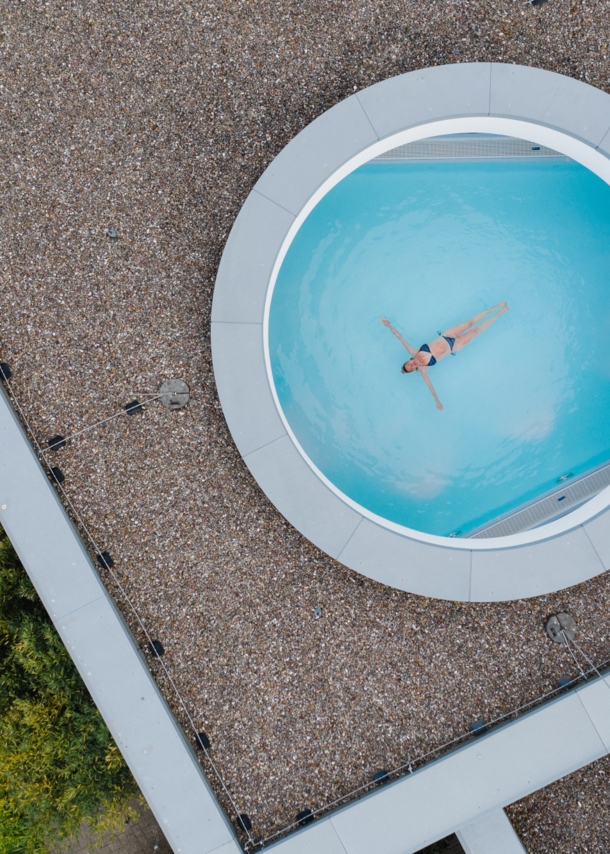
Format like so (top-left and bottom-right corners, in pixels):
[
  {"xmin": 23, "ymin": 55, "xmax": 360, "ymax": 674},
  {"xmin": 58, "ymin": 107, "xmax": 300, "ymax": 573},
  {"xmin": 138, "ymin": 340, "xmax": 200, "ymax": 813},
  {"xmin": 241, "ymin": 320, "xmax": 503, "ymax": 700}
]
[
  {"xmin": 452, "ymin": 305, "xmax": 508, "ymax": 353},
  {"xmin": 443, "ymin": 303, "xmax": 506, "ymax": 339}
]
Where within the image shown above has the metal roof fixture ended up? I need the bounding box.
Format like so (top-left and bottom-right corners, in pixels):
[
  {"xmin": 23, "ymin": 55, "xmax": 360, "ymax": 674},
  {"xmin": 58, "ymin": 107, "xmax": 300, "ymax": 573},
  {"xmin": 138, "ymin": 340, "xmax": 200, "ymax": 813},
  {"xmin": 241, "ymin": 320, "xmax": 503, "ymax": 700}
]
[
  {"xmin": 47, "ymin": 434, "xmax": 66, "ymax": 450},
  {"xmin": 545, "ymin": 612, "xmax": 576, "ymax": 644},
  {"xmin": 124, "ymin": 399, "xmax": 144, "ymax": 415},
  {"xmin": 296, "ymin": 808, "xmax": 314, "ymax": 826},
  {"xmin": 159, "ymin": 379, "xmax": 190, "ymax": 410},
  {"xmin": 96, "ymin": 550, "xmax": 115, "ymax": 569},
  {"xmin": 237, "ymin": 814, "xmax": 252, "ymax": 832},
  {"xmin": 195, "ymin": 731, "xmax": 211, "ymax": 750},
  {"xmin": 50, "ymin": 466, "xmax": 65, "ymax": 484},
  {"xmin": 147, "ymin": 639, "xmax": 165, "ymax": 657},
  {"xmin": 0, "ymin": 362, "xmax": 12, "ymax": 380}
]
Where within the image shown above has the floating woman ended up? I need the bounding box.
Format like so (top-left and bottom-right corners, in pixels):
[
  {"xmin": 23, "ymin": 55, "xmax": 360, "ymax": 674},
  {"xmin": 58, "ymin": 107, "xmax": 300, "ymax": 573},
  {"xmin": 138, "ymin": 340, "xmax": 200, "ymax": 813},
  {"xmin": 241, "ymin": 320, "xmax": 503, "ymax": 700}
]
[{"xmin": 381, "ymin": 302, "xmax": 509, "ymax": 411}]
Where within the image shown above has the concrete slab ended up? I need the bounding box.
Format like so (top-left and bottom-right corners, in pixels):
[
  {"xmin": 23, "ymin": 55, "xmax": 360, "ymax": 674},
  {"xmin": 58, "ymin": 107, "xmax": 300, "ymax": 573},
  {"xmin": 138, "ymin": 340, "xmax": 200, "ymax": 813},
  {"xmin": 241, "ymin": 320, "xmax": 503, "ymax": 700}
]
[
  {"xmin": 245, "ymin": 434, "xmax": 362, "ymax": 558},
  {"xmin": 321, "ymin": 689, "xmax": 607, "ymax": 854},
  {"xmin": 212, "ymin": 191, "xmax": 294, "ymax": 324},
  {"xmin": 266, "ymin": 819, "xmax": 349, "ymax": 854},
  {"xmin": 457, "ymin": 810, "xmax": 526, "ymax": 854},
  {"xmin": 254, "ymin": 95, "xmax": 378, "ymax": 216},
  {"xmin": 576, "ymin": 675, "xmax": 610, "ymax": 751},
  {"xmin": 208, "ymin": 843, "xmax": 243, "ymax": 854},
  {"xmin": 338, "ymin": 518, "xmax": 471, "ymax": 601},
  {"xmin": 211, "ymin": 321, "xmax": 286, "ymax": 457},
  {"xmin": 490, "ymin": 63, "xmax": 610, "ymax": 145},
  {"xmin": 357, "ymin": 63, "xmax": 491, "ymax": 140},
  {"xmin": 0, "ymin": 390, "xmax": 107, "ymax": 621},
  {"xmin": 582, "ymin": 507, "xmax": 610, "ymax": 567},
  {"xmin": 470, "ymin": 527, "xmax": 605, "ymax": 602},
  {"xmin": 598, "ymin": 126, "xmax": 610, "ymax": 158},
  {"xmin": 59, "ymin": 597, "xmax": 236, "ymax": 854}
]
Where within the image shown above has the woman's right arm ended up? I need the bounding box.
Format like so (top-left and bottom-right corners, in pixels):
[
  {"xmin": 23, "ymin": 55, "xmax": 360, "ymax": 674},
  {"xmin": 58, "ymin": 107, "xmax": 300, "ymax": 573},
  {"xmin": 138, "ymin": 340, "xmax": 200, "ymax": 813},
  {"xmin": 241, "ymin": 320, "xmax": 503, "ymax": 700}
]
[
  {"xmin": 381, "ymin": 318, "xmax": 417, "ymax": 356},
  {"xmin": 419, "ymin": 368, "xmax": 444, "ymax": 411}
]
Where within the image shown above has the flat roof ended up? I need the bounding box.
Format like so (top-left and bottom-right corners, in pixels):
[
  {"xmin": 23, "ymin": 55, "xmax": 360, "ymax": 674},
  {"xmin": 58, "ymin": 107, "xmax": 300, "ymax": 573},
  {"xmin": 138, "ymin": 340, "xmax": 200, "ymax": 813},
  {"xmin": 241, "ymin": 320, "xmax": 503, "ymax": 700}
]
[{"xmin": 2, "ymin": 58, "xmax": 610, "ymax": 854}]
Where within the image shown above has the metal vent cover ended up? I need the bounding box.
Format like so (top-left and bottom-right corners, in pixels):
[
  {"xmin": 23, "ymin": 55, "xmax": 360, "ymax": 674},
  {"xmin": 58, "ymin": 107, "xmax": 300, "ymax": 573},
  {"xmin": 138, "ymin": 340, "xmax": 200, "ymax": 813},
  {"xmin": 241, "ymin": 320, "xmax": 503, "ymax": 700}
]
[
  {"xmin": 374, "ymin": 135, "xmax": 565, "ymax": 162},
  {"xmin": 469, "ymin": 462, "xmax": 610, "ymax": 538}
]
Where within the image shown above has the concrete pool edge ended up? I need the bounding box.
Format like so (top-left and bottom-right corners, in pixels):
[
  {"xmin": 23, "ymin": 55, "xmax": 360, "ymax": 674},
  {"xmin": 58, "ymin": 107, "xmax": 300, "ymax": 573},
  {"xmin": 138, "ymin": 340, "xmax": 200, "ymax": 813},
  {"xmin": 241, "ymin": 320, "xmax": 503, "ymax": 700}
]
[{"xmin": 212, "ymin": 62, "xmax": 610, "ymax": 602}]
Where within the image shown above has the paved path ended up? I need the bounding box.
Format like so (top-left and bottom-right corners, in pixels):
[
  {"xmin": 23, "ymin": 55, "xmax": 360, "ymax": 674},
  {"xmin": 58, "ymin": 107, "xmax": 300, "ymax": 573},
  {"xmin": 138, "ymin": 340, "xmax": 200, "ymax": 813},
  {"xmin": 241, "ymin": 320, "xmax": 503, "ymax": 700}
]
[{"xmin": 63, "ymin": 802, "xmax": 172, "ymax": 854}]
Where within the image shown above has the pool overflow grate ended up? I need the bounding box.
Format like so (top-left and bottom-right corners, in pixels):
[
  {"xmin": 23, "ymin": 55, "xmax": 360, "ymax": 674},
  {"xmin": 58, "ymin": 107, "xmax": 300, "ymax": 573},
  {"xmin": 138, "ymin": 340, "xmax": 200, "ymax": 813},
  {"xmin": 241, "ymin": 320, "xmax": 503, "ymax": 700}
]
[
  {"xmin": 468, "ymin": 461, "xmax": 610, "ymax": 538},
  {"xmin": 374, "ymin": 134, "xmax": 566, "ymax": 161}
]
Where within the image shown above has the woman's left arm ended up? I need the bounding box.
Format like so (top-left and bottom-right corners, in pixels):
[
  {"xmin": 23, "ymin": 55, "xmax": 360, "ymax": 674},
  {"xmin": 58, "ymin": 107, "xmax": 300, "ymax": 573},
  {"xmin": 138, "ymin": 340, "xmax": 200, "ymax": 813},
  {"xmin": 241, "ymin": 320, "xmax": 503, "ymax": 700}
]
[{"xmin": 419, "ymin": 368, "xmax": 444, "ymax": 411}]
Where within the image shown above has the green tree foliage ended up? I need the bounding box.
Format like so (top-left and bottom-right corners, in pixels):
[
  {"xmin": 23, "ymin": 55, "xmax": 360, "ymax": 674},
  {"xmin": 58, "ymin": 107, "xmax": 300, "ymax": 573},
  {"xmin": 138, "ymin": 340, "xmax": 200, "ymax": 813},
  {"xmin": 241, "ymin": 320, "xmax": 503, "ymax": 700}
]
[{"xmin": 0, "ymin": 526, "xmax": 138, "ymax": 853}]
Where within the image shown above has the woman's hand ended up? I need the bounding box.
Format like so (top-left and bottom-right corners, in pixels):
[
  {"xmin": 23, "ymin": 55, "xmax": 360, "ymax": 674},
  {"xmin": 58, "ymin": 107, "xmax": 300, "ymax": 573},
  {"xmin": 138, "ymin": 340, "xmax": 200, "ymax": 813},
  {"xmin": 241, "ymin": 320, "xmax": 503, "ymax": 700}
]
[
  {"xmin": 436, "ymin": 401, "xmax": 444, "ymax": 411},
  {"xmin": 381, "ymin": 317, "xmax": 391, "ymax": 328}
]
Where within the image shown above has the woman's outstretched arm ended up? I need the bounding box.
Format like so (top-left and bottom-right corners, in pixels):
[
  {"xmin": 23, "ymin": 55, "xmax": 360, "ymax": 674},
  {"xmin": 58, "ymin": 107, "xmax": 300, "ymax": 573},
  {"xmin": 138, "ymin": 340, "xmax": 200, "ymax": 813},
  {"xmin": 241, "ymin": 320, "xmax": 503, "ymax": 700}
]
[
  {"xmin": 380, "ymin": 318, "xmax": 418, "ymax": 356},
  {"xmin": 419, "ymin": 368, "xmax": 444, "ymax": 411}
]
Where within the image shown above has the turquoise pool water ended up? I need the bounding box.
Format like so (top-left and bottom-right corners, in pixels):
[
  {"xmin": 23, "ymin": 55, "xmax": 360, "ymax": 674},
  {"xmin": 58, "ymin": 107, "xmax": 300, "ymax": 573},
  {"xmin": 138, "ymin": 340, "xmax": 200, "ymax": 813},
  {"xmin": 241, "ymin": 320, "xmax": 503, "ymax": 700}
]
[{"xmin": 268, "ymin": 157, "xmax": 610, "ymax": 537}]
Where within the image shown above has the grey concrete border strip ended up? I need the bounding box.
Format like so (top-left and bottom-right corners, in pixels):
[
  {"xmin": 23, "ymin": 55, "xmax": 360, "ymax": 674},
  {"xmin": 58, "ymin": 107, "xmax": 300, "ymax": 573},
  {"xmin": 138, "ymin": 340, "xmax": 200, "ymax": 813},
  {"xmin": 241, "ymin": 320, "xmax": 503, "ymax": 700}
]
[
  {"xmin": 457, "ymin": 810, "xmax": 527, "ymax": 854},
  {"xmin": 211, "ymin": 63, "xmax": 610, "ymax": 602},
  {"xmin": 0, "ymin": 382, "xmax": 241, "ymax": 854}
]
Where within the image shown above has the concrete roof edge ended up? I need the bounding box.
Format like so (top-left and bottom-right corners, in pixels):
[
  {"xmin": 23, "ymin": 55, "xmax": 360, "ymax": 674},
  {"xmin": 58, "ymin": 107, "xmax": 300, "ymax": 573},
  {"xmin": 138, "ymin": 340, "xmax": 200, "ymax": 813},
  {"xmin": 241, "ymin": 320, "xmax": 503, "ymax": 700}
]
[{"xmin": 0, "ymin": 382, "xmax": 239, "ymax": 854}]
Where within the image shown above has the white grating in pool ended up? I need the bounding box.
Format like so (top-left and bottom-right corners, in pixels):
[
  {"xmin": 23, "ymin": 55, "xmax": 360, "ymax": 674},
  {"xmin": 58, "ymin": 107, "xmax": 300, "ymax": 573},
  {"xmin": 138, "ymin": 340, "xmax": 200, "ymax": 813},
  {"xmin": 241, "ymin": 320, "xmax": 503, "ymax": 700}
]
[
  {"xmin": 374, "ymin": 135, "xmax": 566, "ymax": 161},
  {"xmin": 469, "ymin": 462, "xmax": 610, "ymax": 538}
]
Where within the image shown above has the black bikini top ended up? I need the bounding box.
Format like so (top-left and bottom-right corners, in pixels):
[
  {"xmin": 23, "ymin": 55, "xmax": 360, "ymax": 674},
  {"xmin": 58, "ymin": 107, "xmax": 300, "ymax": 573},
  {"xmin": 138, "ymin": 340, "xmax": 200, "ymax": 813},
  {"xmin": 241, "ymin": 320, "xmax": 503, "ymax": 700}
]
[{"xmin": 418, "ymin": 343, "xmax": 436, "ymax": 367}]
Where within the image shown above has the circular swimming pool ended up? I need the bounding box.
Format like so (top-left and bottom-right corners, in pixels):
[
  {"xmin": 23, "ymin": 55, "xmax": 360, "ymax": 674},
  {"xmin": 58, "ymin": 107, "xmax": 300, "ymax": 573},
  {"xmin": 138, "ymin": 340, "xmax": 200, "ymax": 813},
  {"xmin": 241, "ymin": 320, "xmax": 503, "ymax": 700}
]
[
  {"xmin": 213, "ymin": 63, "xmax": 610, "ymax": 600},
  {"xmin": 267, "ymin": 147, "xmax": 610, "ymax": 538}
]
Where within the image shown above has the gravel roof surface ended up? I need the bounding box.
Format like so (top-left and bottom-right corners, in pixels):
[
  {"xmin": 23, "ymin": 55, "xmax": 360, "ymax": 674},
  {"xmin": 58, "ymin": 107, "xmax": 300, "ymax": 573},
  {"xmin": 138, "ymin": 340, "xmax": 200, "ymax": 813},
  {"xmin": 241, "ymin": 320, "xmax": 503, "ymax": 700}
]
[{"xmin": 2, "ymin": 0, "xmax": 610, "ymax": 848}]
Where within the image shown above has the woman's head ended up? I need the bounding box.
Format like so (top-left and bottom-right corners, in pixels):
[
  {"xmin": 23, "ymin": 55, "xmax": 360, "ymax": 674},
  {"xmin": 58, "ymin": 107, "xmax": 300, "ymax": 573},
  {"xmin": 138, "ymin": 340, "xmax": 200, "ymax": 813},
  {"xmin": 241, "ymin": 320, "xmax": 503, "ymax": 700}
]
[{"xmin": 401, "ymin": 359, "xmax": 418, "ymax": 374}]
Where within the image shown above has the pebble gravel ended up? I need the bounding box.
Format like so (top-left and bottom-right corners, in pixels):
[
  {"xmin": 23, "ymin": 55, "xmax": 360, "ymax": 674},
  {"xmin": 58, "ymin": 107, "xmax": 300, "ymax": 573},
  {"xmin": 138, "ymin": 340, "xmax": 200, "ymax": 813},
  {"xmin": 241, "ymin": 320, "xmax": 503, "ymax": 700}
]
[
  {"xmin": 506, "ymin": 754, "xmax": 610, "ymax": 854},
  {"xmin": 1, "ymin": 0, "xmax": 610, "ymax": 847}
]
